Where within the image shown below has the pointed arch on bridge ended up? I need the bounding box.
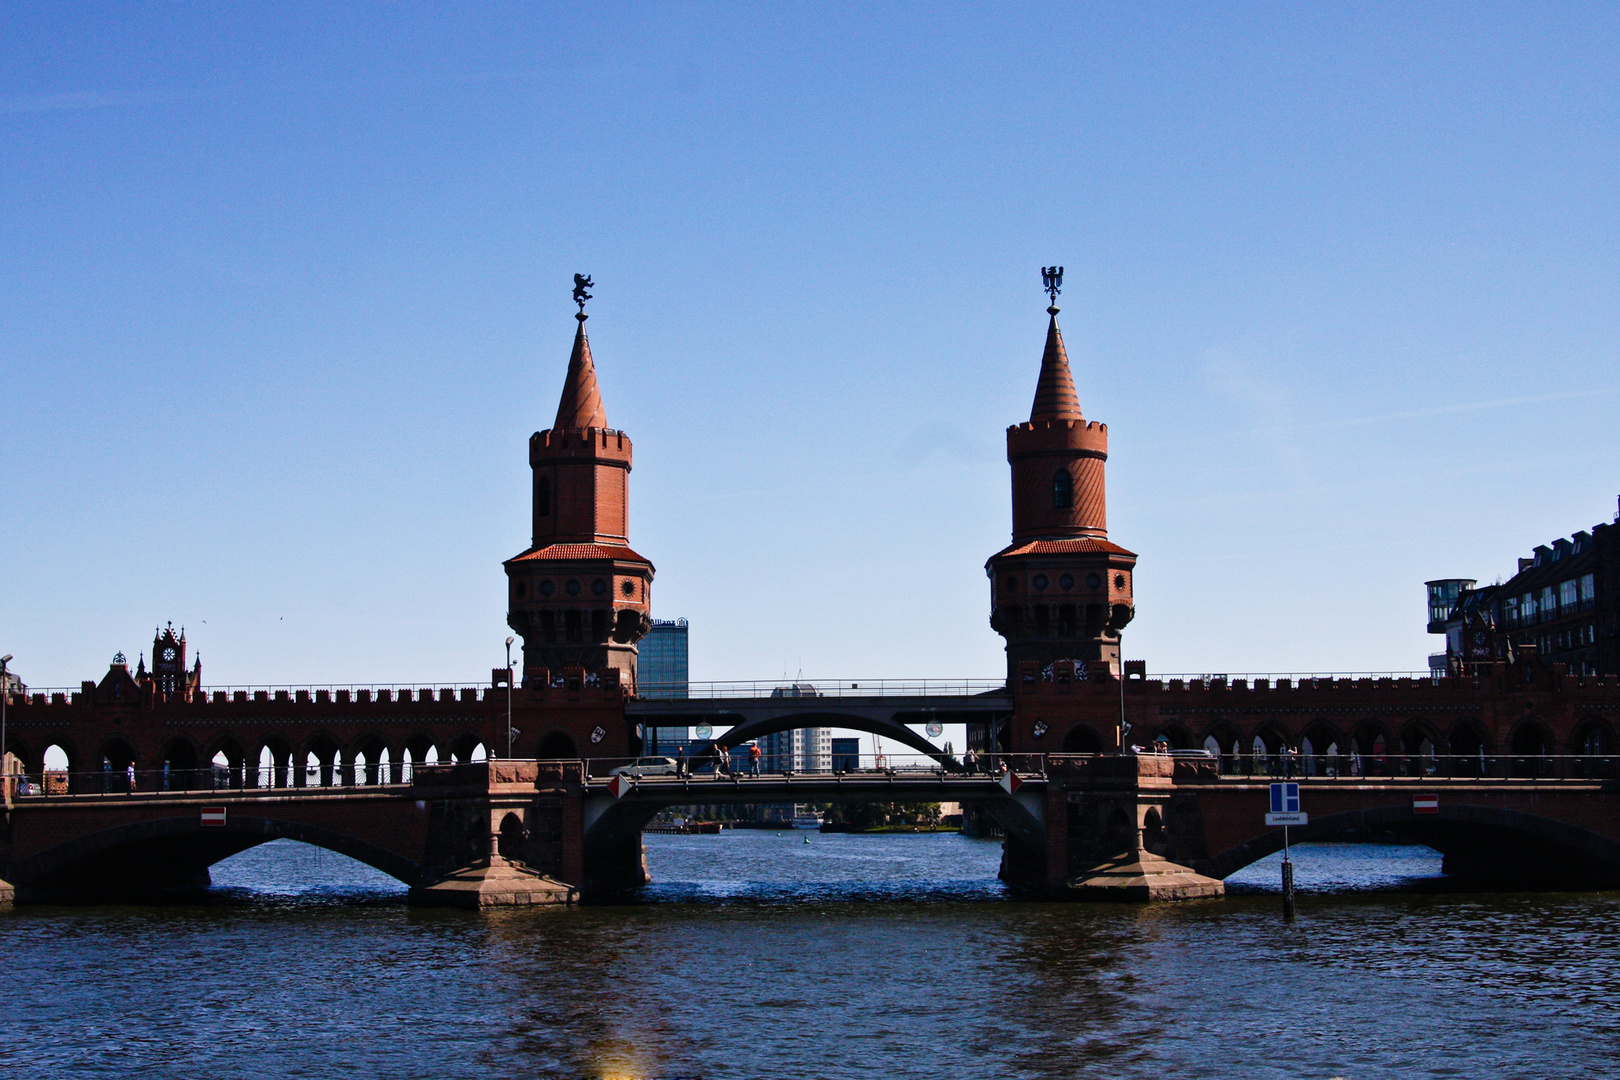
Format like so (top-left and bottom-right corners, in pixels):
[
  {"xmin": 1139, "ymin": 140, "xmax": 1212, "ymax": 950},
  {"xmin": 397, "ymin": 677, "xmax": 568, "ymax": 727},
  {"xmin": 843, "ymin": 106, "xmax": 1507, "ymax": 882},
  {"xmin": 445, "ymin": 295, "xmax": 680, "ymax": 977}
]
[
  {"xmin": 1445, "ymin": 722, "xmax": 1490, "ymax": 773},
  {"xmin": 3, "ymin": 732, "xmax": 31, "ymax": 772},
  {"xmin": 9, "ymin": 812, "xmax": 425, "ymax": 896},
  {"xmin": 1205, "ymin": 803, "xmax": 1620, "ymax": 883},
  {"xmin": 1569, "ymin": 714, "xmax": 1614, "ymax": 757},
  {"xmin": 709, "ymin": 710, "xmax": 946, "ymax": 760},
  {"xmin": 352, "ymin": 733, "xmax": 390, "ymax": 784}
]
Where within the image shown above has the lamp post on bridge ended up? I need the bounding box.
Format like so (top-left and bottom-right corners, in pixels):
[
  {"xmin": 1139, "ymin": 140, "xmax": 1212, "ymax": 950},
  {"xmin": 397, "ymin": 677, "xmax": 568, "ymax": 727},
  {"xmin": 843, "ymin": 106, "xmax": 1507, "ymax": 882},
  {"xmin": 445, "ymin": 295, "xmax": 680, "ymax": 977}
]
[
  {"xmin": 1, "ymin": 654, "xmax": 12, "ymax": 795},
  {"xmin": 1116, "ymin": 634, "xmax": 1131, "ymax": 753},
  {"xmin": 505, "ymin": 636, "xmax": 515, "ymax": 759}
]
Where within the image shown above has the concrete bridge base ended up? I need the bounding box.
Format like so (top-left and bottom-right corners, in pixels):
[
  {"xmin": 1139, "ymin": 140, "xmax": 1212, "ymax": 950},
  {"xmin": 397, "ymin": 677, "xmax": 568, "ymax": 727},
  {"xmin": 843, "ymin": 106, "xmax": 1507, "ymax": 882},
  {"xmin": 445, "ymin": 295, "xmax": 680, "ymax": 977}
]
[
  {"xmin": 1064, "ymin": 850, "xmax": 1225, "ymax": 901},
  {"xmin": 408, "ymin": 856, "xmax": 578, "ymax": 908}
]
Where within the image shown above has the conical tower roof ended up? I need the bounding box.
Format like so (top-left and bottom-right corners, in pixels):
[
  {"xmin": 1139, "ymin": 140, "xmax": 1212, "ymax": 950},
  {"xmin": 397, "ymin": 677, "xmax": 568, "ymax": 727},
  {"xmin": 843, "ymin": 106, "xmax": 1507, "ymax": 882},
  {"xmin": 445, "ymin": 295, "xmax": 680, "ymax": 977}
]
[
  {"xmin": 1029, "ymin": 307, "xmax": 1083, "ymax": 421},
  {"xmin": 553, "ymin": 315, "xmax": 608, "ymax": 430}
]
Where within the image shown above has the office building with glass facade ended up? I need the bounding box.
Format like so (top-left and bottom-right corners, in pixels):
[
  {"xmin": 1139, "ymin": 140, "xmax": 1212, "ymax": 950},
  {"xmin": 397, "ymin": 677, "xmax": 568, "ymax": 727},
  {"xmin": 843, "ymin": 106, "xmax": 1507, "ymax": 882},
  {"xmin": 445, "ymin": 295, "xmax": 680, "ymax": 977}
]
[{"xmin": 641, "ymin": 618, "xmax": 690, "ymax": 752}]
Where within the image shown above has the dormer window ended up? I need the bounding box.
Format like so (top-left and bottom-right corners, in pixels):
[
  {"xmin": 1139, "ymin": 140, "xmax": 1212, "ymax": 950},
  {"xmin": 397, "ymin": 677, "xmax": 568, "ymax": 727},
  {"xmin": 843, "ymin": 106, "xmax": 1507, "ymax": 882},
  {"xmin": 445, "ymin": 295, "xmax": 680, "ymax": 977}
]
[{"xmin": 1052, "ymin": 469, "xmax": 1073, "ymax": 509}]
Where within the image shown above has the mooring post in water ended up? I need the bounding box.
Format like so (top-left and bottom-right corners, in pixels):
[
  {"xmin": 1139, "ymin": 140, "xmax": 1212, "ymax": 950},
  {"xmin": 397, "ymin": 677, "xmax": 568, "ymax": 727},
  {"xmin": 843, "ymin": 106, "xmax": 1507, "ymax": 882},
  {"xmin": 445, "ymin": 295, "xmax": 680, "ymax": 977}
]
[{"xmin": 1281, "ymin": 824, "xmax": 1296, "ymax": 920}]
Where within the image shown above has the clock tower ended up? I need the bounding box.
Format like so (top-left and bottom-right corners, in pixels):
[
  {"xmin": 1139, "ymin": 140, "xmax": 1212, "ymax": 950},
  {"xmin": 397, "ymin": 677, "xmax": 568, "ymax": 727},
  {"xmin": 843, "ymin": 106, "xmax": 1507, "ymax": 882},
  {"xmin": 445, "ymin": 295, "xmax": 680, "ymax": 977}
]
[
  {"xmin": 504, "ymin": 282, "xmax": 656, "ymax": 690},
  {"xmin": 986, "ymin": 274, "xmax": 1136, "ymax": 684},
  {"xmin": 145, "ymin": 622, "xmax": 202, "ymax": 700}
]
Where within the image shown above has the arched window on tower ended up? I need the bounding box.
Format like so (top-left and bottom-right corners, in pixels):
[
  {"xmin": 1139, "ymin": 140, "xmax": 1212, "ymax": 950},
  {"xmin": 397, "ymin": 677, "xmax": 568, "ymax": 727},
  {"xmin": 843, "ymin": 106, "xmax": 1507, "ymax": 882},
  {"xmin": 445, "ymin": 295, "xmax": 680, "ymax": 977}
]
[
  {"xmin": 537, "ymin": 475, "xmax": 552, "ymax": 517},
  {"xmin": 1052, "ymin": 469, "xmax": 1073, "ymax": 509}
]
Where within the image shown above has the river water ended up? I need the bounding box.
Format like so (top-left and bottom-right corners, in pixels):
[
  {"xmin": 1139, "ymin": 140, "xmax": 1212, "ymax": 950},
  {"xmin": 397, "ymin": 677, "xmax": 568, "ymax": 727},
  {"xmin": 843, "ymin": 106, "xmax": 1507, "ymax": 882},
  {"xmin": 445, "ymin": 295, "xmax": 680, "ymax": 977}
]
[{"xmin": 4, "ymin": 832, "xmax": 1619, "ymax": 1079}]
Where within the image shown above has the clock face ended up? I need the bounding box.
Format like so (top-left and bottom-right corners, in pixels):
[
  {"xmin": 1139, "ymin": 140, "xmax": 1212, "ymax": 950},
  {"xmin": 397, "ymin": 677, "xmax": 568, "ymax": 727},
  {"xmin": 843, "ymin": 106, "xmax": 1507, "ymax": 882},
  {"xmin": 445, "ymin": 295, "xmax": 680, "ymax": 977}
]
[{"xmin": 162, "ymin": 647, "xmax": 177, "ymax": 661}]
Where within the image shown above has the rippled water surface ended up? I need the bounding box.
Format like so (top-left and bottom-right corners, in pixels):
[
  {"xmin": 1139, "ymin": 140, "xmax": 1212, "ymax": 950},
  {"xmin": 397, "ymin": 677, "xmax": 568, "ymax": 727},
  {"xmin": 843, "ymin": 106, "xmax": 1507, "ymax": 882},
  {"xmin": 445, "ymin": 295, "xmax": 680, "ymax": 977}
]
[{"xmin": 5, "ymin": 832, "xmax": 1619, "ymax": 1079}]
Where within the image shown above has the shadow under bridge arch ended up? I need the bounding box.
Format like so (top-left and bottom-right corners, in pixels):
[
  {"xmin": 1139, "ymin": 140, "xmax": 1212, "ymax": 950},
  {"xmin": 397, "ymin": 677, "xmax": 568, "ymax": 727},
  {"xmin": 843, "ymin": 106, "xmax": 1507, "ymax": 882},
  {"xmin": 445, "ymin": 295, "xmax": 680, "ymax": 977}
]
[
  {"xmin": 1207, "ymin": 803, "xmax": 1620, "ymax": 888},
  {"xmin": 582, "ymin": 774, "xmax": 1047, "ymax": 857},
  {"xmin": 11, "ymin": 813, "xmax": 426, "ymax": 901}
]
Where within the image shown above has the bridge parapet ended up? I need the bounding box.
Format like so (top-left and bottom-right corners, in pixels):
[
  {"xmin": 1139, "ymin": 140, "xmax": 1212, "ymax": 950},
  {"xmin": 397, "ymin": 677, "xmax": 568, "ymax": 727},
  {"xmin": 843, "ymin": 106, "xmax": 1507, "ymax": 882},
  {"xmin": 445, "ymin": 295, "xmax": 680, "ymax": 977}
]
[
  {"xmin": 1014, "ymin": 662, "xmax": 1620, "ymax": 700},
  {"xmin": 633, "ymin": 677, "xmax": 1006, "ymax": 700}
]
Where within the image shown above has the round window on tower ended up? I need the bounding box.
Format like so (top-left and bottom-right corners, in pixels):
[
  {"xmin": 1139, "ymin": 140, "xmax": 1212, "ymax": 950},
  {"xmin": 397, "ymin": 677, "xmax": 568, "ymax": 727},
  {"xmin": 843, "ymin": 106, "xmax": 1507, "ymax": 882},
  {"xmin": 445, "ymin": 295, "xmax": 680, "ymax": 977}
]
[
  {"xmin": 1114, "ymin": 574, "xmax": 1126, "ymax": 591},
  {"xmin": 1059, "ymin": 574, "xmax": 1074, "ymax": 590},
  {"xmin": 1032, "ymin": 574, "xmax": 1049, "ymax": 591},
  {"xmin": 1086, "ymin": 573, "xmax": 1102, "ymax": 590},
  {"xmin": 566, "ymin": 579, "xmax": 581, "ymax": 596},
  {"xmin": 540, "ymin": 580, "xmax": 555, "ymax": 597},
  {"xmin": 621, "ymin": 580, "xmax": 635, "ymax": 597},
  {"xmin": 591, "ymin": 579, "xmax": 607, "ymax": 596}
]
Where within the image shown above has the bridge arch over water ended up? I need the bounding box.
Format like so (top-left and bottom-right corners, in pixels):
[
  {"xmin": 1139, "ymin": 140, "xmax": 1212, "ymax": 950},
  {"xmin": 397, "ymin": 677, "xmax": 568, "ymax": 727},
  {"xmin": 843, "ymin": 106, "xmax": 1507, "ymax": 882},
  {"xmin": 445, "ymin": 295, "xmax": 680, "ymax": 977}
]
[
  {"xmin": 1206, "ymin": 803, "xmax": 1620, "ymax": 888},
  {"xmin": 10, "ymin": 812, "xmax": 428, "ymax": 901}
]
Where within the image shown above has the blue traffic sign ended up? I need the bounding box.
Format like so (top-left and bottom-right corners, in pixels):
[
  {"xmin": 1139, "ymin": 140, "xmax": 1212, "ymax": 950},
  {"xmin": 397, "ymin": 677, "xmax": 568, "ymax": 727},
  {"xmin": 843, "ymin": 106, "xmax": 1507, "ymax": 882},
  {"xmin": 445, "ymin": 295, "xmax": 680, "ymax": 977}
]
[{"xmin": 1269, "ymin": 782, "xmax": 1300, "ymax": 814}]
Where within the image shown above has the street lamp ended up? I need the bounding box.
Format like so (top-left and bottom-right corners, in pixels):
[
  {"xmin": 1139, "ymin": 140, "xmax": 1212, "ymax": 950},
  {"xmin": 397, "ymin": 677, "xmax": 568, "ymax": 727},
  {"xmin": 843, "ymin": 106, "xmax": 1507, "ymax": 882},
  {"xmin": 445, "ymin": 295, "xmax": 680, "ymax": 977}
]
[
  {"xmin": 1, "ymin": 654, "xmax": 13, "ymax": 793},
  {"xmin": 1116, "ymin": 636, "xmax": 1131, "ymax": 753},
  {"xmin": 504, "ymin": 637, "xmax": 515, "ymax": 759}
]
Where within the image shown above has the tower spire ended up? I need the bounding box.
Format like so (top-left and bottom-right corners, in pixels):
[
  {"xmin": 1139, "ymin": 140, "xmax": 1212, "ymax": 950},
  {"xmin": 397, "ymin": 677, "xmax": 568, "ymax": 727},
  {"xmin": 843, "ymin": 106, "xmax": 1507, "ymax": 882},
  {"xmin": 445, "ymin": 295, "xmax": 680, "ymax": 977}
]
[
  {"xmin": 552, "ymin": 315, "xmax": 608, "ymax": 430},
  {"xmin": 1030, "ymin": 272, "xmax": 1082, "ymax": 421}
]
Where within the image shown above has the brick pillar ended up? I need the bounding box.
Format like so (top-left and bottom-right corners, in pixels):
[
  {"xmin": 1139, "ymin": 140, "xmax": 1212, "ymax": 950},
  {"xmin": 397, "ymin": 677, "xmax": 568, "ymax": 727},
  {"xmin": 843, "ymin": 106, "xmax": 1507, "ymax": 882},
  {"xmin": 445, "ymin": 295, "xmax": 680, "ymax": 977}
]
[
  {"xmin": 1046, "ymin": 787, "xmax": 1070, "ymax": 888},
  {"xmin": 560, "ymin": 794, "xmax": 585, "ymax": 888}
]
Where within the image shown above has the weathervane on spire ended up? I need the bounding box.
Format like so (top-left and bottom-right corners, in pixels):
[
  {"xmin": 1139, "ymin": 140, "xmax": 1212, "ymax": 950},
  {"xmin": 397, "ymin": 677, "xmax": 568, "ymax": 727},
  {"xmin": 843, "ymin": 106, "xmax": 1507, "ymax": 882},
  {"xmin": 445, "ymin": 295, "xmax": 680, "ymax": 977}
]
[
  {"xmin": 572, "ymin": 273, "xmax": 594, "ymax": 321},
  {"xmin": 1041, "ymin": 265, "xmax": 1063, "ymax": 312}
]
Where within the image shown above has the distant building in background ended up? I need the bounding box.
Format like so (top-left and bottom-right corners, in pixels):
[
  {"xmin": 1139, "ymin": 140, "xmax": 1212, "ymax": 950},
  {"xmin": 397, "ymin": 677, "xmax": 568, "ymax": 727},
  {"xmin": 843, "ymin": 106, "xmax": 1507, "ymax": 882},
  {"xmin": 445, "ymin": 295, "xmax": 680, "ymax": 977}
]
[
  {"xmin": 640, "ymin": 618, "xmax": 689, "ymax": 696},
  {"xmin": 1, "ymin": 666, "xmax": 26, "ymax": 702},
  {"xmin": 641, "ymin": 618, "xmax": 690, "ymax": 754},
  {"xmin": 1428, "ymin": 499, "xmax": 1619, "ymax": 677},
  {"xmin": 830, "ymin": 737, "xmax": 860, "ymax": 772},
  {"xmin": 759, "ymin": 727, "xmax": 831, "ymax": 773},
  {"xmin": 1425, "ymin": 578, "xmax": 1476, "ymax": 676}
]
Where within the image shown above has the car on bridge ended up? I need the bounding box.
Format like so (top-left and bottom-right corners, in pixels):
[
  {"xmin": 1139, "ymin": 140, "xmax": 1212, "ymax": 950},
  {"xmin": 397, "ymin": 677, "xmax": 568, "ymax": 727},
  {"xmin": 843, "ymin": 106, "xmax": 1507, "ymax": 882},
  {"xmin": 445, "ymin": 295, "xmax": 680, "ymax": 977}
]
[{"xmin": 609, "ymin": 757, "xmax": 681, "ymax": 778}]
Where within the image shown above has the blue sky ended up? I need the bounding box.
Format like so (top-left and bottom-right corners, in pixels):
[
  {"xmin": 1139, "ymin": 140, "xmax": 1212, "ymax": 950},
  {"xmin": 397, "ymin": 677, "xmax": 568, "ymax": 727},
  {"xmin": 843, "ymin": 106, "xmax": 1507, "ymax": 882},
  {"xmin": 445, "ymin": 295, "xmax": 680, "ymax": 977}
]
[{"xmin": 4, "ymin": 3, "xmax": 1619, "ymax": 691}]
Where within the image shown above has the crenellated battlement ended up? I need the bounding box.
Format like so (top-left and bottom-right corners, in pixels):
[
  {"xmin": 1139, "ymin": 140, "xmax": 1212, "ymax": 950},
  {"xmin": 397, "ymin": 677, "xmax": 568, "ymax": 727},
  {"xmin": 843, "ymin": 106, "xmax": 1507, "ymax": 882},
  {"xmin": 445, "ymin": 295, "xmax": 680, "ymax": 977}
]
[
  {"xmin": 1010, "ymin": 660, "xmax": 1620, "ymax": 702},
  {"xmin": 530, "ymin": 427, "xmax": 632, "ymax": 465},
  {"xmin": 1006, "ymin": 418, "xmax": 1108, "ymax": 458},
  {"xmin": 6, "ymin": 665, "xmax": 631, "ymax": 719}
]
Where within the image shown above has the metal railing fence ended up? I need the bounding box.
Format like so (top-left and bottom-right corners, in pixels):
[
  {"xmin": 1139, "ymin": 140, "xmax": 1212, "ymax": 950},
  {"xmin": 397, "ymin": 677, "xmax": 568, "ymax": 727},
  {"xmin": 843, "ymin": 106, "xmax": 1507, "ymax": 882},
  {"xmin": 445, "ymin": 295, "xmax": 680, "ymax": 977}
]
[{"xmin": 11, "ymin": 750, "xmax": 1620, "ymax": 801}]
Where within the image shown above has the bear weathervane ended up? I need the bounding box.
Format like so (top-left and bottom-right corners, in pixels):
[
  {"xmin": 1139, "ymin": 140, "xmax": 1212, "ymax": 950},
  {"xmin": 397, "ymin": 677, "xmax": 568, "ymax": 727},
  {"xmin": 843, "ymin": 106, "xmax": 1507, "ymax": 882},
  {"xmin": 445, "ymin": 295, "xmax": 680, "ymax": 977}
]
[{"xmin": 572, "ymin": 273, "xmax": 594, "ymax": 318}]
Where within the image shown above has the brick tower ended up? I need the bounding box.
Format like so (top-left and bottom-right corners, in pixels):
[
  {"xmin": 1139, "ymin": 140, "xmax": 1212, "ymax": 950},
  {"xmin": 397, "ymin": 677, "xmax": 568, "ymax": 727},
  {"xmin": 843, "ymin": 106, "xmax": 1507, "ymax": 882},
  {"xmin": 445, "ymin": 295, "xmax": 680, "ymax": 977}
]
[
  {"xmin": 505, "ymin": 286, "xmax": 655, "ymax": 690},
  {"xmin": 986, "ymin": 275, "xmax": 1136, "ymax": 684}
]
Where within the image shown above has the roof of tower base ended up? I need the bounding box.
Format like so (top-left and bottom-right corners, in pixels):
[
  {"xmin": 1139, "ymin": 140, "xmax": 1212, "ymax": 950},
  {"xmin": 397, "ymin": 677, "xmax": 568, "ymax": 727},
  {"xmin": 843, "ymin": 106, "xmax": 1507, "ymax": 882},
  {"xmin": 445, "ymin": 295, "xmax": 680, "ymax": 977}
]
[
  {"xmin": 505, "ymin": 542, "xmax": 654, "ymax": 567},
  {"xmin": 1029, "ymin": 310, "xmax": 1083, "ymax": 422},
  {"xmin": 552, "ymin": 317, "xmax": 609, "ymax": 431},
  {"xmin": 987, "ymin": 538, "xmax": 1137, "ymax": 561}
]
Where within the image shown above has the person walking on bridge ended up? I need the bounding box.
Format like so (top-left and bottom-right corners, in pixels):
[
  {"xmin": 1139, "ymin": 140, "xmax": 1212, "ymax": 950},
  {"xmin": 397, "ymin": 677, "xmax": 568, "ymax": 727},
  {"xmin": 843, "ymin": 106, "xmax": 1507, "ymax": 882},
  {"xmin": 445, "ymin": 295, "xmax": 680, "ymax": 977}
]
[{"xmin": 749, "ymin": 742, "xmax": 761, "ymax": 777}]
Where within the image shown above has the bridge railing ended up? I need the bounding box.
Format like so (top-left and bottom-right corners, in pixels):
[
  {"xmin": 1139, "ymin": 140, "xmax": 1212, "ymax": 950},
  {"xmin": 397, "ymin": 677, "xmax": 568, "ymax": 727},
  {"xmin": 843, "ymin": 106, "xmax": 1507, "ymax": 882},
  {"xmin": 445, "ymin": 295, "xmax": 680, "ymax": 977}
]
[
  {"xmin": 635, "ymin": 678, "xmax": 1009, "ymax": 700},
  {"xmin": 12, "ymin": 751, "xmax": 1618, "ymax": 800},
  {"xmin": 574, "ymin": 751, "xmax": 1049, "ymax": 779},
  {"xmin": 1204, "ymin": 751, "xmax": 1620, "ymax": 781},
  {"xmin": 1, "ymin": 765, "xmax": 421, "ymax": 799}
]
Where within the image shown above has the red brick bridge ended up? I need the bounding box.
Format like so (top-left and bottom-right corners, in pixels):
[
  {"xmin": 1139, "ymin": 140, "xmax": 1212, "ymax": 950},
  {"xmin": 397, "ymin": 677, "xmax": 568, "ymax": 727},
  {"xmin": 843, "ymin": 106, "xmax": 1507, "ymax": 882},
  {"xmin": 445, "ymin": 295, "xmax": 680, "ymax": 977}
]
[{"xmin": 4, "ymin": 654, "xmax": 1619, "ymax": 904}]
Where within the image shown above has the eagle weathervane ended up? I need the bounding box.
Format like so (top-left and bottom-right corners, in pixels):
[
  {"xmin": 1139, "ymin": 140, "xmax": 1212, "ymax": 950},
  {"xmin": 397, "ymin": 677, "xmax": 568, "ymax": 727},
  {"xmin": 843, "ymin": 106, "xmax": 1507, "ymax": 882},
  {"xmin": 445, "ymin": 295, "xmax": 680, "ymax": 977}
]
[
  {"xmin": 572, "ymin": 273, "xmax": 594, "ymax": 320},
  {"xmin": 1041, "ymin": 265, "xmax": 1063, "ymax": 311}
]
